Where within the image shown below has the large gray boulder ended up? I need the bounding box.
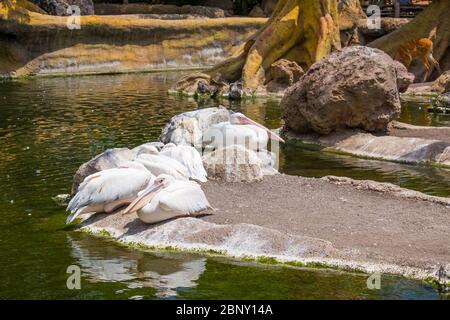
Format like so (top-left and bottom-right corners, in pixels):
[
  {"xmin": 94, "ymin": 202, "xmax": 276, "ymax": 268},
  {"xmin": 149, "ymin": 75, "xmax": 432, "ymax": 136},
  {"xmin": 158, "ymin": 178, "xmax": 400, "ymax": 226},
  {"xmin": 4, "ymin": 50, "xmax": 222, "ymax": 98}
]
[
  {"xmin": 31, "ymin": 0, "xmax": 94, "ymax": 16},
  {"xmin": 202, "ymin": 145, "xmax": 263, "ymax": 183},
  {"xmin": 160, "ymin": 107, "xmax": 230, "ymax": 146},
  {"xmin": 281, "ymin": 46, "xmax": 413, "ymax": 135},
  {"xmin": 71, "ymin": 148, "xmax": 134, "ymax": 195}
]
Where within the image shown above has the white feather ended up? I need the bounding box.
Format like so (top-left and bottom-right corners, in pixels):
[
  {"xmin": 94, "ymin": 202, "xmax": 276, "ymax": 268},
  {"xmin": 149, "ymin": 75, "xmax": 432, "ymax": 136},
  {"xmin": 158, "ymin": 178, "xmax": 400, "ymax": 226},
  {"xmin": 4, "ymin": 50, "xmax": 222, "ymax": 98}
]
[
  {"xmin": 136, "ymin": 179, "xmax": 211, "ymax": 224},
  {"xmin": 203, "ymin": 122, "xmax": 268, "ymax": 150},
  {"xmin": 160, "ymin": 145, "xmax": 207, "ymax": 182},
  {"xmin": 136, "ymin": 154, "xmax": 189, "ymax": 180},
  {"xmin": 66, "ymin": 167, "xmax": 152, "ymax": 223}
]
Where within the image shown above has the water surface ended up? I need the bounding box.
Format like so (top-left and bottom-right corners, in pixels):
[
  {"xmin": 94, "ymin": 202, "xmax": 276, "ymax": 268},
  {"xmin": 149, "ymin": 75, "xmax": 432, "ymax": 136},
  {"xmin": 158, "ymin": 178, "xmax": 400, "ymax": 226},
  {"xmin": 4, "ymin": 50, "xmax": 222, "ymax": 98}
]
[{"xmin": 0, "ymin": 72, "xmax": 448, "ymax": 299}]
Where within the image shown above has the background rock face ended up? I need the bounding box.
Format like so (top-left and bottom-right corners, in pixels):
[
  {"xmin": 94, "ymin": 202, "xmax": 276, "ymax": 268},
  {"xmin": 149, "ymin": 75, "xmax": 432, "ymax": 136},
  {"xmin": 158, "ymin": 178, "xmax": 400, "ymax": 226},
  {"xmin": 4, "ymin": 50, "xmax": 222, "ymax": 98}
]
[
  {"xmin": 281, "ymin": 46, "xmax": 413, "ymax": 135},
  {"xmin": 32, "ymin": 0, "xmax": 94, "ymax": 16},
  {"xmin": 67, "ymin": 0, "xmax": 94, "ymax": 15}
]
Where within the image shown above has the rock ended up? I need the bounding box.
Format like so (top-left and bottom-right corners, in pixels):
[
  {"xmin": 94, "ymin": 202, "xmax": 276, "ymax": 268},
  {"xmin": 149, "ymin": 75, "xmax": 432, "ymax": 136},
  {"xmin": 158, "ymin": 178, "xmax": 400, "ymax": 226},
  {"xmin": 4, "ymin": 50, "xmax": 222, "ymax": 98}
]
[
  {"xmin": 31, "ymin": 0, "xmax": 94, "ymax": 16},
  {"xmin": 431, "ymin": 71, "xmax": 450, "ymax": 93},
  {"xmin": 202, "ymin": 145, "xmax": 263, "ymax": 183},
  {"xmin": 393, "ymin": 60, "xmax": 415, "ymax": 93},
  {"xmin": 31, "ymin": 0, "xmax": 68, "ymax": 15},
  {"xmin": 52, "ymin": 194, "xmax": 71, "ymax": 206},
  {"xmin": 266, "ymin": 59, "xmax": 304, "ymax": 93},
  {"xmin": 432, "ymin": 92, "xmax": 450, "ymax": 109},
  {"xmin": 160, "ymin": 107, "xmax": 230, "ymax": 146},
  {"xmin": 204, "ymin": 0, "xmax": 234, "ymax": 15},
  {"xmin": 261, "ymin": 0, "xmax": 277, "ymax": 17},
  {"xmin": 172, "ymin": 73, "xmax": 228, "ymax": 97},
  {"xmin": 71, "ymin": 148, "xmax": 135, "ymax": 195},
  {"xmin": 67, "ymin": 0, "xmax": 94, "ymax": 15},
  {"xmin": 94, "ymin": 4, "xmax": 225, "ymax": 18},
  {"xmin": 281, "ymin": 46, "xmax": 411, "ymax": 135},
  {"xmin": 178, "ymin": 5, "xmax": 226, "ymax": 18},
  {"xmin": 338, "ymin": 0, "xmax": 366, "ymax": 29},
  {"xmin": 173, "ymin": 73, "xmax": 212, "ymax": 96},
  {"xmin": 249, "ymin": 5, "xmax": 266, "ymax": 18},
  {"xmin": 197, "ymin": 80, "xmax": 211, "ymax": 94},
  {"xmin": 228, "ymin": 81, "xmax": 244, "ymax": 100}
]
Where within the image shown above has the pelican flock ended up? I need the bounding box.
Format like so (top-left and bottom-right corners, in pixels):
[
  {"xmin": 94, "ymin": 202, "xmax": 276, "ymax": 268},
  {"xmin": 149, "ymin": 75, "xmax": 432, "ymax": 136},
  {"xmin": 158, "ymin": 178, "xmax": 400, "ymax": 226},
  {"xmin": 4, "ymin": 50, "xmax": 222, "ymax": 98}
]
[{"xmin": 66, "ymin": 107, "xmax": 283, "ymax": 225}]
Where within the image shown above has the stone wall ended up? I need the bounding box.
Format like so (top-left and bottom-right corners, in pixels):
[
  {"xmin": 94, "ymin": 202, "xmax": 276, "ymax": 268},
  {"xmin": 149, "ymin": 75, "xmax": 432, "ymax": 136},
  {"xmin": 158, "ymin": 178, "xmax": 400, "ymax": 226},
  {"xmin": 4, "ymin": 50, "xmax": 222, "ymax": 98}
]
[{"xmin": 0, "ymin": 7, "xmax": 265, "ymax": 77}]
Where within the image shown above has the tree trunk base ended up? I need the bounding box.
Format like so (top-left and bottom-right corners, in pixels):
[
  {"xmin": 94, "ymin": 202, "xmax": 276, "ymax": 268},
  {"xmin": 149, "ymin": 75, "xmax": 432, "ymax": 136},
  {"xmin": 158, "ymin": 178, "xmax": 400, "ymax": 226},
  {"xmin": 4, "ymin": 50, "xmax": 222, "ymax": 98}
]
[{"xmin": 171, "ymin": 0, "xmax": 341, "ymax": 98}]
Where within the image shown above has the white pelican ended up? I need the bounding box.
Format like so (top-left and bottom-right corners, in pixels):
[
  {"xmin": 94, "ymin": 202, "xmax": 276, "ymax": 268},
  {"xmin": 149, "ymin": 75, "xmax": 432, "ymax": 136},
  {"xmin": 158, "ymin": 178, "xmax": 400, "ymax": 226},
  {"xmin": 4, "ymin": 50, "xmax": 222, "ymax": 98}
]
[
  {"xmin": 136, "ymin": 148, "xmax": 190, "ymax": 180},
  {"xmin": 66, "ymin": 161, "xmax": 153, "ymax": 224},
  {"xmin": 124, "ymin": 174, "xmax": 211, "ymax": 224},
  {"xmin": 202, "ymin": 112, "xmax": 285, "ymax": 151},
  {"xmin": 159, "ymin": 143, "xmax": 207, "ymax": 182}
]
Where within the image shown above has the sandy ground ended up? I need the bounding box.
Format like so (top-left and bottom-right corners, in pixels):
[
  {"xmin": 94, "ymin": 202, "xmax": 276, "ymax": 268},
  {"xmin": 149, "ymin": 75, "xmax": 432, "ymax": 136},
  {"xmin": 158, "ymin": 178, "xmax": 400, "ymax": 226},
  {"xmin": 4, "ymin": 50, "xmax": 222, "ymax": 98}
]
[
  {"xmin": 202, "ymin": 175, "xmax": 450, "ymax": 268},
  {"xmin": 81, "ymin": 174, "xmax": 450, "ymax": 284}
]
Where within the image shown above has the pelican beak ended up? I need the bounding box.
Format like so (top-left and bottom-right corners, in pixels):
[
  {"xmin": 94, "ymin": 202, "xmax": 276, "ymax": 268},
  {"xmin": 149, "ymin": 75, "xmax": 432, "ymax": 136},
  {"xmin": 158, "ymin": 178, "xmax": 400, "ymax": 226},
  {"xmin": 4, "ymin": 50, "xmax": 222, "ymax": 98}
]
[
  {"xmin": 241, "ymin": 116, "xmax": 285, "ymax": 143},
  {"xmin": 123, "ymin": 182, "xmax": 163, "ymax": 215}
]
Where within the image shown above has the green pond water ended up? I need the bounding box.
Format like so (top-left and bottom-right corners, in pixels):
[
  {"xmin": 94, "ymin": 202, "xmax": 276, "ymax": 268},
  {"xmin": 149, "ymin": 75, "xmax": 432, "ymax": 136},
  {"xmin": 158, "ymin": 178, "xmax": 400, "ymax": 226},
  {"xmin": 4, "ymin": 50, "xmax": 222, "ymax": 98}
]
[{"xmin": 0, "ymin": 72, "xmax": 449, "ymax": 300}]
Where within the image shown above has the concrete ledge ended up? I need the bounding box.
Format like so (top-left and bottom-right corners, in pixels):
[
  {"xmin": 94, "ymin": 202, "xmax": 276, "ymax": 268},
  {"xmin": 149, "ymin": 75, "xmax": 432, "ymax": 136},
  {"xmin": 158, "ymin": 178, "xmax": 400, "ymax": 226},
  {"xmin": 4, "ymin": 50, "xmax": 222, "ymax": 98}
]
[{"xmin": 285, "ymin": 123, "xmax": 450, "ymax": 168}]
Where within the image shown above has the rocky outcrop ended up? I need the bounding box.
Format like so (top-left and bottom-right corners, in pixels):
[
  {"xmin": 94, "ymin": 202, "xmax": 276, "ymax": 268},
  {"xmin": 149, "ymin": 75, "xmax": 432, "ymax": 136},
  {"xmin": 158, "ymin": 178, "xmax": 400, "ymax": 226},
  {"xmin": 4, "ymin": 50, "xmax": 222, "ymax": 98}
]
[
  {"xmin": 431, "ymin": 71, "xmax": 450, "ymax": 94},
  {"xmin": 31, "ymin": 0, "xmax": 94, "ymax": 16},
  {"xmin": 71, "ymin": 148, "xmax": 134, "ymax": 195},
  {"xmin": 202, "ymin": 145, "xmax": 263, "ymax": 183},
  {"xmin": 159, "ymin": 107, "xmax": 230, "ymax": 147},
  {"xmin": 171, "ymin": 73, "xmax": 229, "ymax": 97},
  {"xmin": 31, "ymin": 0, "xmax": 67, "ymax": 15},
  {"xmin": 0, "ymin": 8, "xmax": 264, "ymax": 77},
  {"xmin": 204, "ymin": 0, "xmax": 234, "ymax": 15},
  {"xmin": 249, "ymin": 5, "xmax": 266, "ymax": 18},
  {"xmin": 432, "ymin": 92, "xmax": 450, "ymax": 109},
  {"xmin": 394, "ymin": 60, "xmax": 416, "ymax": 93},
  {"xmin": 94, "ymin": 4, "xmax": 227, "ymax": 18},
  {"xmin": 281, "ymin": 46, "xmax": 413, "ymax": 135},
  {"xmin": 266, "ymin": 59, "xmax": 304, "ymax": 93},
  {"xmin": 284, "ymin": 124, "xmax": 450, "ymax": 168}
]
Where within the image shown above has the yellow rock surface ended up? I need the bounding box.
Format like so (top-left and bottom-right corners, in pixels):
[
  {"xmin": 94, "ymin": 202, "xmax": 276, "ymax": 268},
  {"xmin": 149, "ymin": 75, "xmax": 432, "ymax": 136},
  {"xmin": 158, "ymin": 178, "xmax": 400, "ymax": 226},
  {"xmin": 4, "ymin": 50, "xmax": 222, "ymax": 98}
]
[{"xmin": 0, "ymin": 5, "xmax": 265, "ymax": 76}]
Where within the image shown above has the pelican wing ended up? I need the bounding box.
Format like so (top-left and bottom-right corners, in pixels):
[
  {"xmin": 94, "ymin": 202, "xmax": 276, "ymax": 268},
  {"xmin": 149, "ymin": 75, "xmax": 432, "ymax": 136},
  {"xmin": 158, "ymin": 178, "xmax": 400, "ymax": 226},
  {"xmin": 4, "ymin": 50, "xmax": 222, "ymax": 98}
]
[
  {"xmin": 67, "ymin": 168, "xmax": 151, "ymax": 213},
  {"xmin": 157, "ymin": 181, "xmax": 210, "ymax": 214},
  {"xmin": 203, "ymin": 123, "xmax": 261, "ymax": 150},
  {"xmin": 137, "ymin": 154, "xmax": 189, "ymax": 179},
  {"xmin": 160, "ymin": 146, "xmax": 207, "ymax": 182}
]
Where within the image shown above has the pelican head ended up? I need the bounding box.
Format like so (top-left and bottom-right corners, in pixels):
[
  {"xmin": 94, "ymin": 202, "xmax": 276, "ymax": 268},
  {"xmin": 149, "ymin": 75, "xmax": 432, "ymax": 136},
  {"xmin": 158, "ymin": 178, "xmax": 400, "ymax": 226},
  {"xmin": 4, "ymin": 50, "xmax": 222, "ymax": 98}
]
[
  {"xmin": 123, "ymin": 174, "xmax": 175, "ymax": 214},
  {"xmin": 153, "ymin": 174, "xmax": 175, "ymax": 187},
  {"xmin": 230, "ymin": 112, "xmax": 285, "ymax": 143}
]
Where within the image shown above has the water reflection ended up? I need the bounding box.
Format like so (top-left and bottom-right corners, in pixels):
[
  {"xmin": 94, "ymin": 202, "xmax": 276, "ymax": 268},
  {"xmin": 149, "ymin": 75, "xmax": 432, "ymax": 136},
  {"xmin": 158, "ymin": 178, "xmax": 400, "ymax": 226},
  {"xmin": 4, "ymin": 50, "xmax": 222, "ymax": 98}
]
[{"xmin": 68, "ymin": 235, "xmax": 206, "ymax": 299}]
